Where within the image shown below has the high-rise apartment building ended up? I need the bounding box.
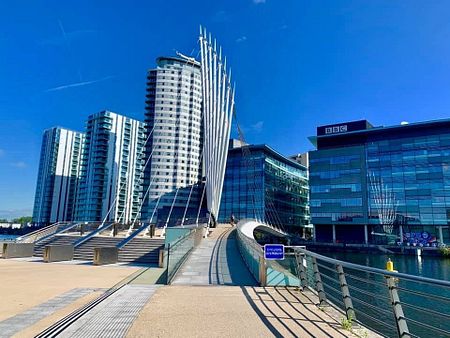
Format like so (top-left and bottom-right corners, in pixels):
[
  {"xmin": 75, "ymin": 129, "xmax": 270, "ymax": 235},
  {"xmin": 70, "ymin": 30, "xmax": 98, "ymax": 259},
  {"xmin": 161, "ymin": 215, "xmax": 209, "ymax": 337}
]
[
  {"xmin": 32, "ymin": 127, "xmax": 84, "ymax": 225},
  {"xmin": 142, "ymin": 56, "xmax": 204, "ymax": 224},
  {"xmin": 75, "ymin": 111, "xmax": 145, "ymax": 223}
]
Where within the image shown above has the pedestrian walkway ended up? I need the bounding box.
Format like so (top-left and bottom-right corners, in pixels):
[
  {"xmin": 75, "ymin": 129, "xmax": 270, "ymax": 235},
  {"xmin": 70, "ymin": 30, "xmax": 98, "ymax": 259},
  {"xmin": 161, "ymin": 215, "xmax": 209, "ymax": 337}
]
[
  {"xmin": 0, "ymin": 288, "xmax": 100, "ymax": 338},
  {"xmin": 127, "ymin": 285, "xmax": 361, "ymax": 338},
  {"xmin": 58, "ymin": 285, "xmax": 160, "ymax": 338},
  {"xmin": 171, "ymin": 224, "xmax": 257, "ymax": 286}
]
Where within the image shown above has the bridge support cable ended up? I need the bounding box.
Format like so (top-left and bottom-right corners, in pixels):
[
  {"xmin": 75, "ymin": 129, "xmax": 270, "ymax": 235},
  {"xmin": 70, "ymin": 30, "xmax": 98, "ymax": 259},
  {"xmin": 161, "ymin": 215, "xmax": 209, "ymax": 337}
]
[
  {"xmin": 143, "ymin": 195, "xmax": 162, "ymax": 236},
  {"xmin": 180, "ymin": 183, "xmax": 196, "ymax": 227},
  {"xmin": 161, "ymin": 188, "xmax": 180, "ymax": 236},
  {"xmin": 181, "ymin": 151, "xmax": 204, "ymax": 227},
  {"xmin": 98, "ymin": 125, "xmax": 156, "ymax": 229},
  {"xmin": 195, "ymin": 181, "xmax": 207, "ymax": 227},
  {"xmin": 126, "ymin": 171, "xmax": 160, "ymax": 236}
]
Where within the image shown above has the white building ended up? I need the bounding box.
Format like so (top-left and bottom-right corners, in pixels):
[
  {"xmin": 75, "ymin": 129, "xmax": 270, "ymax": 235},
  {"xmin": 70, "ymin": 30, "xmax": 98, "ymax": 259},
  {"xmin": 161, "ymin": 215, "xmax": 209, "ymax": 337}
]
[
  {"xmin": 75, "ymin": 111, "xmax": 145, "ymax": 223},
  {"xmin": 142, "ymin": 56, "xmax": 204, "ymax": 224},
  {"xmin": 32, "ymin": 127, "xmax": 84, "ymax": 225}
]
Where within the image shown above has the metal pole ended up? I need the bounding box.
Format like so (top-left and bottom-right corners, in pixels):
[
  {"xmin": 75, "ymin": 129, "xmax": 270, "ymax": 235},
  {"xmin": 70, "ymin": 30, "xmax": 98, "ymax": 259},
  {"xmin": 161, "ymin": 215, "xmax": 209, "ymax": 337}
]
[
  {"xmin": 259, "ymin": 256, "xmax": 266, "ymax": 287},
  {"xmin": 336, "ymin": 264, "xmax": 355, "ymax": 320},
  {"xmin": 295, "ymin": 251, "xmax": 308, "ymax": 291},
  {"xmin": 311, "ymin": 256, "xmax": 327, "ymax": 306},
  {"xmin": 386, "ymin": 277, "xmax": 410, "ymax": 337}
]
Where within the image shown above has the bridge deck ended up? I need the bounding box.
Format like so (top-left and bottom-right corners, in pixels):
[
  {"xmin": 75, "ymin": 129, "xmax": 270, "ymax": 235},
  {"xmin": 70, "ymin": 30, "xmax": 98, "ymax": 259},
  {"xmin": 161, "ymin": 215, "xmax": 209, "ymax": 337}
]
[{"xmin": 171, "ymin": 225, "xmax": 257, "ymax": 286}]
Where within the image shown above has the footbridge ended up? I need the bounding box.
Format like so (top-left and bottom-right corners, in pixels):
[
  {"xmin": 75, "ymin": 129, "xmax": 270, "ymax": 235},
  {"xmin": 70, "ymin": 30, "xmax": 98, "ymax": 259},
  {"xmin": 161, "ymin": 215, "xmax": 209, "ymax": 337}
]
[{"xmin": 3, "ymin": 219, "xmax": 450, "ymax": 337}]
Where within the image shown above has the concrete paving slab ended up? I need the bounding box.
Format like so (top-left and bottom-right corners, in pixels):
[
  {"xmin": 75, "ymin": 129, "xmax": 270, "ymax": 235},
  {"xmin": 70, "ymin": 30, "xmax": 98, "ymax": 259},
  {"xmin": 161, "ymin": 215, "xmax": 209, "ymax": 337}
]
[
  {"xmin": 0, "ymin": 259, "xmax": 140, "ymax": 322},
  {"xmin": 0, "ymin": 288, "xmax": 100, "ymax": 338},
  {"xmin": 127, "ymin": 285, "xmax": 363, "ymax": 338}
]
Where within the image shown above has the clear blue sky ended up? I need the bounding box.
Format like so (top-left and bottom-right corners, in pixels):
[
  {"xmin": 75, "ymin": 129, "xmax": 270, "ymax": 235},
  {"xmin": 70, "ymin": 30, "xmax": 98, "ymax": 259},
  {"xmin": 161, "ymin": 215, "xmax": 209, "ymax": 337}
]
[{"xmin": 2, "ymin": 0, "xmax": 450, "ymax": 218}]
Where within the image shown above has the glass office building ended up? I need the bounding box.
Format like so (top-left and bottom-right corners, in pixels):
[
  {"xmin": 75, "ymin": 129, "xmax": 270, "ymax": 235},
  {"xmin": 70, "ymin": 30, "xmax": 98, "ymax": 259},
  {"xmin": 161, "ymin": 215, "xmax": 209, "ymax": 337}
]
[
  {"xmin": 309, "ymin": 119, "xmax": 450, "ymax": 245},
  {"xmin": 218, "ymin": 140, "xmax": 310, "ymax": 234}
]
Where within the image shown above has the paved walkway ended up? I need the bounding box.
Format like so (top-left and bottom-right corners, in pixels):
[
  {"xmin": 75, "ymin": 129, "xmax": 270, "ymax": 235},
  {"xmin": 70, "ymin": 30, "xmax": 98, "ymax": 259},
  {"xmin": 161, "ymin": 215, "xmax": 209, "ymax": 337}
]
[
  {"xmin": 0, "ymin": 288, "xmax": 101, "ymax": 338},
  {"xmin": 127, "ymin": 285, "xmax": 360, "ymax": 338},
  {"xmin": 59, "ymin": 285, "xmax": 160, "ymax": 338},
  {"xmin": 0, "ymin": 259, "xmax": 140, "ymax": 323},
  {"xmin": 171, "ymin": 225, "xmax": 257, "ymax": 286}
]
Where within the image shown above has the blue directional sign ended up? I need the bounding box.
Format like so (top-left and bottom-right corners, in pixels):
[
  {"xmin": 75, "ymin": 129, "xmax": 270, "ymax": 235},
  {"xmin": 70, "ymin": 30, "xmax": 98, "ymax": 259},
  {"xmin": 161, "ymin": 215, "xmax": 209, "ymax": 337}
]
[{"xmin": 264, "ymin": 244, "xmax": 285, "ymax": 260}]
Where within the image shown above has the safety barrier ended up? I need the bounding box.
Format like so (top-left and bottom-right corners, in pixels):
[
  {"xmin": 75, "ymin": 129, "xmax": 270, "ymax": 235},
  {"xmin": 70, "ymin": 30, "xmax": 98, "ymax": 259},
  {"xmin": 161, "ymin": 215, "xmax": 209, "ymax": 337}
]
[
  {"xmin": 294, "ymin": 248, "xmax": 450, "ymax": 338},
  {"xmin": 165, "ymin": 226, "xmax": 203, "ymax": 283}
]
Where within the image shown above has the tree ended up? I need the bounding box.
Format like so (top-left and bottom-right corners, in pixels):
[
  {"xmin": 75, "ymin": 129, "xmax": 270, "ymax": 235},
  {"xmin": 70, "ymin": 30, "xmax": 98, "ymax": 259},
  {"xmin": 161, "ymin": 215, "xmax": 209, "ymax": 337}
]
[{"xmin": 12, "ymin": 216, "xmax": 32, "ymax": 224}]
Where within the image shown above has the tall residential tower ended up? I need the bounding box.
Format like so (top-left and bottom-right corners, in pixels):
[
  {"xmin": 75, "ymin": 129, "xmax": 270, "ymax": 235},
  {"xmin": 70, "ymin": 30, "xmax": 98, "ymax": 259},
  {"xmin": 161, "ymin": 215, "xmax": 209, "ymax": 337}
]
[
  {"xmin": 142, "ymin": 56, "xmax": 203, "ymax": 224},
  {"xmin": 75, "ymin": 111, "xmax": 145, "ymax": 223},
  {"xmin": 32, "ymin": 127, "xmax": 84, "ymax": 225}
]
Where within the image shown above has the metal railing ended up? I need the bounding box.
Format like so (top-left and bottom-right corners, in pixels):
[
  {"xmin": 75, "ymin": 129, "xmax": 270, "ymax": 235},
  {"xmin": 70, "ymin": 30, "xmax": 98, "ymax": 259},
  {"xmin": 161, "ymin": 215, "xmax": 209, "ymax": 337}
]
[
  {"xmin": 72, "ymin": 222, "xmax": 114, "ymax": 247},
  {"xmin": 15, "ymin": 222, "xmax": 71, "ymax": 243},
  {"xmin": 236, "ymin": 227, "xmax": 264, "ymax": 283},
  {"xmin": 294, "ymin": 247, "xmax": 450, "ymax": 338}
]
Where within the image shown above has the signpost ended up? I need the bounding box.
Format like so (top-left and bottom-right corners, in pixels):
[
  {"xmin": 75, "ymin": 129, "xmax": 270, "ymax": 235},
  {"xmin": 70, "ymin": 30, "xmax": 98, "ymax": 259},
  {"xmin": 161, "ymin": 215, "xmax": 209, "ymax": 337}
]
[{"xmin": 264, "ymin": 244, "xmax": 285, "ymax": 260}]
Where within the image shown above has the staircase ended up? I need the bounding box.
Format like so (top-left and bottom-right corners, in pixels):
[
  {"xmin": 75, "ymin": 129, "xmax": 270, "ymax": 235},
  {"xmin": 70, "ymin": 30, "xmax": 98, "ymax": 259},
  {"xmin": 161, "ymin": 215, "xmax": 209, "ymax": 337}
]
[
  {"xmin": 33, "ymin": 233, "xmax": 165, "ymax": 265},
  {"xmin": 33, "ymin": 234, "xmax": 80, "ymax": 257},
  {"xmin": 119, "ymin": 237, "xmax": 164, "ymax": 265},
  {"xmin": 73, "ymin": 236, "xmax": 122, "ymax": 261}
]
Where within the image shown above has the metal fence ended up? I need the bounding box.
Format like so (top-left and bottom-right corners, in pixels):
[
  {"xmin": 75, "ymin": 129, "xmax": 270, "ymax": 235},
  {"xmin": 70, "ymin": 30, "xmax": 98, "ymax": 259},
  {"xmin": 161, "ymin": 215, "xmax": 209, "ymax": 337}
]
[{"xmin": 294, "ymin": 248, "xmax": 450, "ymax": 338}]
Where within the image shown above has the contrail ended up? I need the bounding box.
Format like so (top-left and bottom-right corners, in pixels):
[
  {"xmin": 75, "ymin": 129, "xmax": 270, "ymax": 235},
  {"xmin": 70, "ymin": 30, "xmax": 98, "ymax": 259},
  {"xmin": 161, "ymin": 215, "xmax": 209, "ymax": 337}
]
[
  {"xmin": 45, "ymin": 76, "xmax": 114, "ymax": 92},
  {"xmin": 58, "ymin": 18, "xmax": 83, "ymax": 82}
]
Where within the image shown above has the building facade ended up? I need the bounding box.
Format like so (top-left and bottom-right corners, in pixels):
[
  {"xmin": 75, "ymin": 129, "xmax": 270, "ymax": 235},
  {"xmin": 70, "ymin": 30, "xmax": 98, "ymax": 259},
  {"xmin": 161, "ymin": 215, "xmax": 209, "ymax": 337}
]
[
  {"xmin": 142, "ymin": 55, "xmax": 204, "ymax": 225},
  {"xmin": 309, "ymin": 119, "xmax": 450, "ymax": 245},
  {"xmin": 75, "ymin": 111, "xmax": 145, "ymax": 223},
  {"xmin": 32, "ymin": 127, "xmax": 84, "ymax": 225},
  {"xmin": 218, "ymin": 141, "xmax": 310, "ymax": 234}
]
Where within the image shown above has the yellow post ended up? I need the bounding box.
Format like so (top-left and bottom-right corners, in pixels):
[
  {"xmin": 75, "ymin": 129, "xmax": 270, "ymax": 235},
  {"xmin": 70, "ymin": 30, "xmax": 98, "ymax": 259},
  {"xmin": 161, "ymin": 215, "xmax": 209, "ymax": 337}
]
[{"xmin": 386, "ymin": 258, "xmax": 394, "ymax": 272}]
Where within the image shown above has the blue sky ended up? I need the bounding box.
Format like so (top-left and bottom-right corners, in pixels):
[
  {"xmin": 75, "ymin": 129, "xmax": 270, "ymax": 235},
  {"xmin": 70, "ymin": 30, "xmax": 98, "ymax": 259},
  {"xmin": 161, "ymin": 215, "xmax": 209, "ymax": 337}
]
[{"xmin": 2, "ymin": 0, "xmax": 450, "ymax": 218}]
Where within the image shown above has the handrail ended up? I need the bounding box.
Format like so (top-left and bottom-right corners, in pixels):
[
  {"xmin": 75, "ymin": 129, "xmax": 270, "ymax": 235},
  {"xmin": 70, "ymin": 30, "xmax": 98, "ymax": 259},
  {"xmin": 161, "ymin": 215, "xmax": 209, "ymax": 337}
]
[
  {"xmin": 235, "ymin": 220, "xmax": 450, "ymax": 337},
  {"xmin": 72, "ymin": 222, "xmax": 114, "ymax": 247},
  {"xmin": 34, "ymin": 222, "xmax": 83, "ymax": 244},
  {"xmin": 295, "ymin": 247, "xmax": 450, "ymax": 288},
  {"xmin": 16, "ymin": 222, "xmax": 68, "ymax": 243},
  {"xmin": 116, "ymin": 223, "xmax": 149, "ymax": 249},
  {"xmin": 295, "ymin": 247, "xmax": 450, "ymax": 337}
]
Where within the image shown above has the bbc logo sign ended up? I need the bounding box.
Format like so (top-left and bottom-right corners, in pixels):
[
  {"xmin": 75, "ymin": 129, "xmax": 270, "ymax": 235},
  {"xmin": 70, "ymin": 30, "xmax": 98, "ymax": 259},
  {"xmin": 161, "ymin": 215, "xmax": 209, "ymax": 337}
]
[{"xmin": 325, "ymin": 125, "xmax": 348, "ymax": 135}]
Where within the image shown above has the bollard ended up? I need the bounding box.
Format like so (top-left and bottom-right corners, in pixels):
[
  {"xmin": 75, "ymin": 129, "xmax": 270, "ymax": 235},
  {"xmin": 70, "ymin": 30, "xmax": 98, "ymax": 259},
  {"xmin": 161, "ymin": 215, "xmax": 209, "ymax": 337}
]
[{"xmin": 386, "ymin": 258, "xmax": 394, "ymax": 272}]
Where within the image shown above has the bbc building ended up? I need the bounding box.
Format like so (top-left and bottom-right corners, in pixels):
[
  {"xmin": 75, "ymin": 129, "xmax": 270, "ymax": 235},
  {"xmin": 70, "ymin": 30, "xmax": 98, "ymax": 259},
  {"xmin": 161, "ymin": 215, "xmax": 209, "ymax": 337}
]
[{"xmin": 309, "ymin": 119, "xmax": 450, "ymax": 246}]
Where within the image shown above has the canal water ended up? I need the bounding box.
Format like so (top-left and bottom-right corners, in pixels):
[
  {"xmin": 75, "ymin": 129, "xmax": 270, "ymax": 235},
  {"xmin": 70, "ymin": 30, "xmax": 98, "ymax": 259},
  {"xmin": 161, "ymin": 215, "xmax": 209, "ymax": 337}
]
[
  {"xmin": 0, "ymin": 235, "xmax": 18, "ymax": 241},
  {"xmin": 312, "ymin": 251, "xmax": 450, "ymax": 337}
]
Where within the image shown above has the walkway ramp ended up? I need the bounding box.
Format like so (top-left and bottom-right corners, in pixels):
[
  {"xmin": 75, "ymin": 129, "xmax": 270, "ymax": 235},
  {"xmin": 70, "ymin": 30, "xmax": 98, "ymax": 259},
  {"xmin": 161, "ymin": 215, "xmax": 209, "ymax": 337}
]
[{"xmin": 171, "ymin": 225, "xmax": 257, "ymax": 286}]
